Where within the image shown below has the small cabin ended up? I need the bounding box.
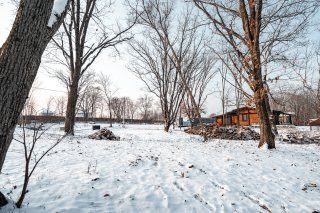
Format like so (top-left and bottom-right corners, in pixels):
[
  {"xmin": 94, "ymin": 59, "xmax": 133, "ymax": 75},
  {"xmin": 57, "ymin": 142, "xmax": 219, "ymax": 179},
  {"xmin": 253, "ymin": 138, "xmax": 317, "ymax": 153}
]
[
  {"xmin": 211, "ymin": 107, "xmax": 293, "ymax": 127},
  {"xmin": 309, "ymin": 118, "xmax": 320, "ymax": 130}
]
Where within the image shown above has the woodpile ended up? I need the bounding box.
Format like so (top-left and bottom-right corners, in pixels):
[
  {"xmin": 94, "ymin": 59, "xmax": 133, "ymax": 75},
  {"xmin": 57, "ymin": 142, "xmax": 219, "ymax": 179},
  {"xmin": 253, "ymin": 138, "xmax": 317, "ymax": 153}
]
[
  {"xmin": 88, "ymin": 128, "xmax": 120, "ymax": 140},
  {"xmin": 185, "ymin": 126, "xmax": 260, "ymax": 141}
]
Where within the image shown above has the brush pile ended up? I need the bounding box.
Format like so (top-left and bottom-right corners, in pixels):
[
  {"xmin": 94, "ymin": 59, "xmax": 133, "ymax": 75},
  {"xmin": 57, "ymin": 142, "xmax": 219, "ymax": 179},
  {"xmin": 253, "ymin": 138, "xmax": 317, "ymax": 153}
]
[
  {"xmin": 281, "ymin": 131, "xmax": 320, "ymax": 145},
  {"xmin": 88, "ymin": 128, "xmax": 120, "ymax": 140},
  {"xmin": 185, "ymin": 126, "xmax": 260, "ymax": 140}
]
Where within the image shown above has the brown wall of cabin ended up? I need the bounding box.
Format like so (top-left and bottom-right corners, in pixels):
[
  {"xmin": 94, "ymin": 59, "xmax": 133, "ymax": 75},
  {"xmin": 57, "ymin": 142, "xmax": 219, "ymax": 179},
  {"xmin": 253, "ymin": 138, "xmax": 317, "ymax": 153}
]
[{"xmin": 215, "ymin": 108, "xmax": 260, "ymax": 126}]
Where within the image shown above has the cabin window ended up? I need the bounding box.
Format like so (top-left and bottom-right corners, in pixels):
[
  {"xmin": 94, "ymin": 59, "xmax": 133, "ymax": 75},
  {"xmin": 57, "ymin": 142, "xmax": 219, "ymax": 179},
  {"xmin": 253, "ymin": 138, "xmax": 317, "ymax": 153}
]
[{"xmin": 242, "ymin": 114, "xmax": 249, "ymax": 121}]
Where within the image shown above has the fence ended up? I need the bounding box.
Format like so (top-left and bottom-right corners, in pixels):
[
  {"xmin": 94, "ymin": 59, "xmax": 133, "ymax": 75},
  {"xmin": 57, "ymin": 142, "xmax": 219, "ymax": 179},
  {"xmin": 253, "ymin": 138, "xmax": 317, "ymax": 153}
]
[{"xmin": 19, "ymin": 115, "xmax": 164, "ymax": 125}]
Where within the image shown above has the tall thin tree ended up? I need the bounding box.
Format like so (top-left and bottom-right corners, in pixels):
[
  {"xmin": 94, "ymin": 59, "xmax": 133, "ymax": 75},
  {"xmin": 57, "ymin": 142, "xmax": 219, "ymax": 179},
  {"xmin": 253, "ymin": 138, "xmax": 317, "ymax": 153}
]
[{"xmin": 52, "ymin": 0, "xmax": 136, "ymax": 134}]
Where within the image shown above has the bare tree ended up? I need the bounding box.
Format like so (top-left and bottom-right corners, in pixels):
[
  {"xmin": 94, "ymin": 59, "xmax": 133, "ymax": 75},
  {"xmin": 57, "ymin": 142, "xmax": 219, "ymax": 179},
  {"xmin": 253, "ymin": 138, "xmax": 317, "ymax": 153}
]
[
  {"xmin": 192, "ymin": 0, "xmax": 319, "ymax": 149},
  {"xmin": 219, "ymin": 65, "xmax": 228, "ymax": 126},
  {"xmin": 182, "ymin": 51, "xmax": 216, "ymax": 125},
  {"xmin": 126, "ymin": 98, "xmax": 138, "ymax": 121},
  {"xmin": 129, "ymin": 30, "xmax": 185, "ymax": 131},
  {"xmin": 121, "ymin": 97, "xmax": 130, "ymax": 122},
  {"xmin": 291, "ymin": 43, "xmax": 320, "ymax": 117},
  {"xmin": 55, "ymin": 96, "xmax": 67, "ymax": 116},
  {"xmin": 44, "ymin": 96, "xmax": 55, "ymax": 116},
  {"xmin": 265, "ymin": 40, "xmax": 320, "ymax": 130},
  {"xmin": 129, "ymin": 0, "xmax": 211, "ymax": 125},
  {"xmin": 51, "ymin": 0, "xmax": 136, "ymax": 134},
  {"xmin": 97, "ymin": 73, "xmax": 118, "ymax": 127},
  {"xmin": 77, "ymin": 85, "xmax": 102, "ymax": 122},
  {"xmin": 271, "ymin": 82, "xmax": 319, "ymax": 125},
  {"xmin": 0, "ymin": 0, "xmax": 70, "ymax": 205},
  {"xmin": 14, "ymin": 122, "xmax": 65, "ymax": 208},
  {"xmin": 110, "ymin": 97, "xmax": 125, "ymax": 121},
  {"xmin": 137, "ymin": 94, "xmax": 154, "ymax": 120},
  {"xmin": 23, "ymin": 98, "xmax": 37, "ymax": 117}
]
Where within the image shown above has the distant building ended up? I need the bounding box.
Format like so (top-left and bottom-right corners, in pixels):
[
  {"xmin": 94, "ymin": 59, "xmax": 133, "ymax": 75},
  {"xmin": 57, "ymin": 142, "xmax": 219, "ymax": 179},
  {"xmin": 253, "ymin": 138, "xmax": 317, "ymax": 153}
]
[
  {"xmin": 309, "ymin": 118, "xmax": 320, "ymax": 130},
  {"xmin": 76, "ymin": 112, "xmax": 85, "ymax": 118},
  {"xmin": 211, "ymin": 107, "xmax": 294, "ymax": 127},
  {"xmin": 41, "ymin": 110, "xmax": 55, "ymax": 116}
]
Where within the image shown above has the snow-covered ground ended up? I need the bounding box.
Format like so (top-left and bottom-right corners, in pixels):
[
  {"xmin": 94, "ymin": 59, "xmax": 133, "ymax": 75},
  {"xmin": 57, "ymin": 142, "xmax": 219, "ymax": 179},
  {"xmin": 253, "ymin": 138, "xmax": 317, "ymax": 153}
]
[{"xmin": 1, "ymin": 123, "xmax": 319, "ymax": 212}]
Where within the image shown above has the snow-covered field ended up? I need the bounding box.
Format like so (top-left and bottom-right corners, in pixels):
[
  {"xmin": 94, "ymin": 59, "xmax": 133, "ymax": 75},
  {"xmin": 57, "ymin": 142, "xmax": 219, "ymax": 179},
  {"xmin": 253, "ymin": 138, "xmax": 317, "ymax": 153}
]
[{"xmin": 1, "ymin": 123, "xmax": 319, "ymax": 212}]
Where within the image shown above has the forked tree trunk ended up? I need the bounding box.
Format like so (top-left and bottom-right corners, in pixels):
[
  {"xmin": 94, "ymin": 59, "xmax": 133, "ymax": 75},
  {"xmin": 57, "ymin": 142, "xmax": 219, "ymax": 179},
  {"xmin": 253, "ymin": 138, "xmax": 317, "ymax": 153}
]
[
  {"xmin": 0, "ymin": 0, "xmax": 69, "ymax": 207},
  {"xmin": 255, "ymin": 91, "xmax": 275, "ymax": 149},
  {"xmin": 164, "ymin": 124, "xmax": 170, "ymax": 132},
  {"xmin": 164, "ymin": 118, "xmax": 170, "ymax": 132},
  {"xmin": 252, "ymin": 52, "xmax": 276, "ymax": 149}
]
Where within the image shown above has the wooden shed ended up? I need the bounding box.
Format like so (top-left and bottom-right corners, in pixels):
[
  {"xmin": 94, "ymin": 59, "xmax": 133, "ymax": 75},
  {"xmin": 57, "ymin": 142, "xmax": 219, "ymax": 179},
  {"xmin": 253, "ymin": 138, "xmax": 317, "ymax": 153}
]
[
  {"xmin": 211, "ymin": 107, "xmax": 293, "ymax": 127},
  {"xmin": 309, "ymin": 118, "xmax": 320, "ymax": 130}
]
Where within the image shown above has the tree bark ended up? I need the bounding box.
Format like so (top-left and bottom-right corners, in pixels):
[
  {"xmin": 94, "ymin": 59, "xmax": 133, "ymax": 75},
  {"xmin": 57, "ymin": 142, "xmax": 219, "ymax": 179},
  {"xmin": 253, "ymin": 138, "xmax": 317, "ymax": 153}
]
[
  {"xmin": 0, "ymin": 191, "xmax": 8, "ymax": 207},
  {"xmin": 255, "ymin": 90, "xmax": 275, "ymax": 149},
  {"xmin": 64, "ymin": 84, "xmax": 79, "ymax": 135},
  {"xmin": 0, "ymin": 0, "xmax": 68, "ymax": 172},
  {"xmin": 176, "ymin": 64, "xmax": 201, "ymax": 122},
  {"xmin": 0, "ymin": 0, "xmax": 69, "ymax": 207},
  {"xmin": 164, "ymin": 118, "xmax": 170, "ymax": 132},
  {"xmin": 0, "ymin": 131, "xmax": 14, "ymax": 174}
]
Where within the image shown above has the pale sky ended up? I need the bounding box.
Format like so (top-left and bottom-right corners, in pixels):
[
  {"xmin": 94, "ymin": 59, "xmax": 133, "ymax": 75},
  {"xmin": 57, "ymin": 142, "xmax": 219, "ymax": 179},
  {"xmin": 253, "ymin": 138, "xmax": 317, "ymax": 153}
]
[
  {"xmin": 0, "ymin": 0, "xmax": 221, "ymax": 116},
  {"xmin": 0, "ymin": 0, "xmax": 319, "ymax": 116}
]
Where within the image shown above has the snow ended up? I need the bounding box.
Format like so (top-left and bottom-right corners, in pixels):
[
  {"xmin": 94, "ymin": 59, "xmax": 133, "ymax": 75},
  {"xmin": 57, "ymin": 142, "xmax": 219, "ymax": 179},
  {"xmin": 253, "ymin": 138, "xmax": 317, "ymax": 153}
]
[
  {"xmin": 0, "ymin": 123, "xmax": 319, "ymax": 212},
  {"xmin": 47, "ymin": 0, "xmax": 68, "ymax": 28}
]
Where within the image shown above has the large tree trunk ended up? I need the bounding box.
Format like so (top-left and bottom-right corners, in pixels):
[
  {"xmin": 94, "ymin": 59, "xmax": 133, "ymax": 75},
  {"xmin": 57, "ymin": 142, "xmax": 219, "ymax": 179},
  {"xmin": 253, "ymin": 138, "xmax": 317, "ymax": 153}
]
[
  {"xmin": 255, "ymin": 91, "xmax": 276, "ymax": 149},
  {"xmin": 65, "ymin": 84, "xmax": 79, "ymax": 135},
  {"xmin": 251, "ymin": 46, "xmax": 276, "ymax": 149},
  {"xmin": 0, "ymin": 0, "xmax": 69, "ymax": 207},
  {"xmin": 0, "ymin": 131, "xmax": 14, "ymax": 174},
  {"xmin": 0, "ymin": 192, "xmax": 7, "ymax": 207}
]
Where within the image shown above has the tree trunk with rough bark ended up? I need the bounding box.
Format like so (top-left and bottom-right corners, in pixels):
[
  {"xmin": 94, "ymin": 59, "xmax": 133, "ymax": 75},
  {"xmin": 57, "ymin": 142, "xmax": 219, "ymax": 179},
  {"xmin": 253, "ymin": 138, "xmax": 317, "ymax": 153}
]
[
  {"xmin": 0, "ymin": 192, "xmax": 7, "ymax": 207},
  {"xmin": 252, "ymin": 45, "xmax": 276, "ymax": 149},
  {"xmin": 254, "ymin": 86, "xmax": 276, "ymax": 149},
  {"xmin": 0, "ymin": 0, "xmax": 69, "ymax": 207},
  {"xmin": 256, "ymin": 99, "xmax": 275, "ymax": 149},
  {"xmin": 64, "ymin": 83, "xmax": 79, "ymax": 135},
  {"xmin": 164, "ymin": 116, "xmax": 170, "ymax": 132}
]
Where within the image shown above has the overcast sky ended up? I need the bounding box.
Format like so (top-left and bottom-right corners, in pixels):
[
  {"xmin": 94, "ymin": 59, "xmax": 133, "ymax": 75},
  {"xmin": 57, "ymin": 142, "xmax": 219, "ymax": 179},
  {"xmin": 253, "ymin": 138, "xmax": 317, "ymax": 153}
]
[{"xmin": 0, "ymin": 0, "xmax": 319, "ymax": 117}]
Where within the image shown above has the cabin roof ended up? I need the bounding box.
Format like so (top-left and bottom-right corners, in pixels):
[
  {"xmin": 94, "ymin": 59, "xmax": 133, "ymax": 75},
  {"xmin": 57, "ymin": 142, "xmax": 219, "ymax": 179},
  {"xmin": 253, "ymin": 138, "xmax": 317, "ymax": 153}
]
[
  {"xmin": 212, "ymin": 106, "xmax": 255, "ymax": 118},
  {"xmin": 309, "ymin": 118, "xmax": 320, "ymax": 126},
  {"xmin": 212, "ymin": 107, "xmax": 291, "ymax": 118}
]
